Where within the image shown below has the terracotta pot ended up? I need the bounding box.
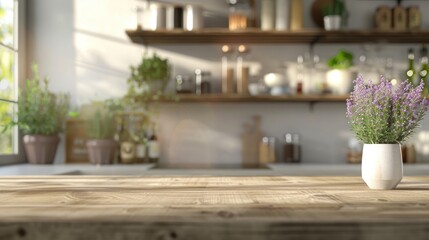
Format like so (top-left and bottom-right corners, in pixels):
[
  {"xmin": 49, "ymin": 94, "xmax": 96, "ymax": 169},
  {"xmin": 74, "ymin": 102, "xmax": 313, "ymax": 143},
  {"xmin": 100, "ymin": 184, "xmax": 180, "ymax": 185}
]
[
  {"xmin": 362, "ymin": 144, "xmax": 403, "ymax": 190},
  {"xmin": 23, "ymin": 135, "xmax": 60, "ymax": 164},
  {"xmin": 86, "ymin": 139, "xmax": 117, "ymax": 165}
]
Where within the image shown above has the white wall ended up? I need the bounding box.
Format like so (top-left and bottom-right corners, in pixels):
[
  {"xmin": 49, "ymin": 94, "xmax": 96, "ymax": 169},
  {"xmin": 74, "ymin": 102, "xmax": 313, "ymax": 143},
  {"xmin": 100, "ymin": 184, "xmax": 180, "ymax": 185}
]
[{"xmin": 26, "ymin": 0, "xmax": 429, "ymax": 165}]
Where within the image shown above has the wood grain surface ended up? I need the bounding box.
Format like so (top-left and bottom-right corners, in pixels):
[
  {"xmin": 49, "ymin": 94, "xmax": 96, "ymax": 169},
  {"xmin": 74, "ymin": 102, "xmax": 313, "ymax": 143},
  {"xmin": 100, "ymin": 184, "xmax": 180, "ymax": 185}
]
[{"xmin": 0, "ymin": 176, "xmax": 428, "ymax": 240}]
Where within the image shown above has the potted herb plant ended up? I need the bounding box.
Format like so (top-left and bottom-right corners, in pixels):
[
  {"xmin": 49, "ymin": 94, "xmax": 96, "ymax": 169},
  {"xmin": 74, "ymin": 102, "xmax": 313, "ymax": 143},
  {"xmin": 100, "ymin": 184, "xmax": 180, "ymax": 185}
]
[
  {"xmin": 322, "ymin": 0, "xmax": 345, "ymax": 31},
  {"xmin": 326, "ymin": 49, "xmax": 353, "ymax": 95},
  {"xmin": 128, "ymin": 53, "xmax": 170, "ymax": 101},
  {"xmin": 85, "ymin": 101, "xmax": 117, "ymax": 165},
  {"xmin": 347, "ymin": 76, "xmax": 428, "ymax": 189},
  {"xmin": 4, "ymin": 64, "xmax": 70, "ymax": 164}
]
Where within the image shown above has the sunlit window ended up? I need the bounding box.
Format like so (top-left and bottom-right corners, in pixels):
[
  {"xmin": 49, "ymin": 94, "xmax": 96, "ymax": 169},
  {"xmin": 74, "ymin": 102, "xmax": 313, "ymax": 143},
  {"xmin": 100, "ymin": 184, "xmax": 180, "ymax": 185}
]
[{"xmin": 0, "ymin": 0, "xmax": 19, "ymax": 159}]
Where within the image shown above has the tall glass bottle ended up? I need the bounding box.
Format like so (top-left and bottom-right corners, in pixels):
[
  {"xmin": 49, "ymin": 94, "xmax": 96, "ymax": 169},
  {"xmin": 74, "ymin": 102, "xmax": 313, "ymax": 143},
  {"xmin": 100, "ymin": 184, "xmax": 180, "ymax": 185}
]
[
  {"xmin": 406, "ymin": 48, "xmax": 417, "ymax": 86},
  {"xmin": 148, "ymin": 122, "xmax": 160, "ymax": 164},
  {"xmin": 119, "ymin": 118, "xmax": 136, "ymax": 164},
  {"xmin": 419, "ymin": 45, "xmax": 429, "ymax": 95}
]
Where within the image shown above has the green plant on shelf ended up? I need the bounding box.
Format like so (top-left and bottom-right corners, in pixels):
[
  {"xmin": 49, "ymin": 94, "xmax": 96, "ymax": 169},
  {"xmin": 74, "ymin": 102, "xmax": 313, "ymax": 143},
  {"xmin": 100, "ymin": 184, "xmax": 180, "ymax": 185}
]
[
  {"xmin": 127, "ymin": 53, "xmax": 170, "ymax": 101},
  {"xmin": 327, "ymin": 50, "xmax": 353, "ymax": 70},
  {"xmin": 322, "ymin": 0, "xmax": 345, "ymax": 17}
]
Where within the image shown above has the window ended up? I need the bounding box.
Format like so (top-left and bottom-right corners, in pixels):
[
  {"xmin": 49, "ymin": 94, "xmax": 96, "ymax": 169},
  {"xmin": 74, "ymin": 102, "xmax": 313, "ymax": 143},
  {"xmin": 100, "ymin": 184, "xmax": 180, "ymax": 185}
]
[{"xmin": 0, "ymin": 0, "xmax": 23, "ymax": 164}]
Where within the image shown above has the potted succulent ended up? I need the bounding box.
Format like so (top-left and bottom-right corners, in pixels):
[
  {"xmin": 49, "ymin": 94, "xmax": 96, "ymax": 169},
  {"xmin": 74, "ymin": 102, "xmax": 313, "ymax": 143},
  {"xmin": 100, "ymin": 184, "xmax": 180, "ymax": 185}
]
[
  {"xmin": 3, "ymin": 64, "xmax": 70, "ymax": 164},
  {"xmin": 326, "ymin": 49, "xmax": 353, "ymax": 95},
  {"xmin": 322, "ymin": 0, "xmax": 345, "ymax": 30},
  {"xmin": 347, "ymin": 76, "xmax": 428, "ymax": 189},
  {"xmin": 85, "ymin": 101, "xmax": 117, "ymax": 165},
  {"xmin": 127, "ymin": 53, "xmax": 170, "ymax": 101}
]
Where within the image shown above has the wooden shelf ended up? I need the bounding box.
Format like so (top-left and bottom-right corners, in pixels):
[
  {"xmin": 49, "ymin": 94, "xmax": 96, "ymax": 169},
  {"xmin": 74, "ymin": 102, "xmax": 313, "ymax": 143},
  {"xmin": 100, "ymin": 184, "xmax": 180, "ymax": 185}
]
[
  {"xmin": 155, "ymin": 94, "xmax": 348, "ymax": 103},
  {"xmin": 126, "ymin": 28, "xmax": 429, "ymax": 45}
]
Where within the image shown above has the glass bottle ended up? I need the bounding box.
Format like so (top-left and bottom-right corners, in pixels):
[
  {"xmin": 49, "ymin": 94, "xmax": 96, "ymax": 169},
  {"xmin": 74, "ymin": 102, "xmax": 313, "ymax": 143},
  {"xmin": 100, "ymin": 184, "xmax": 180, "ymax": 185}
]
[
  {"xmin": 406, "ymin": 48, "xmax": 417, "ymax": 86},
  {"xmin": 419, "ymin": 45, "xmax": 429, "ymax": 95},
  {"xmin": 120, "ymin": 117, "xmax": 136, "ymax": 164},
  {"xmin": 135, "ymin": 124, "xmax": 147, "ymax": 163},
  {"xmin": 296, "ymin": 55, "xmax": 304, "ymax": 95},
  {"xmin": 113, "ymin": 116, "xmax": 123, "ymax": 164},
  {"xmin": 148, "ymin": 122, "xmax": 160, "ymax": 164},
  {"xmin": 292, "ymin": 133, "xmax": 301, "ymax": 163},
  {"xmin": 283, "ymin": 133, "xmax": 294, "ymax": 163}
]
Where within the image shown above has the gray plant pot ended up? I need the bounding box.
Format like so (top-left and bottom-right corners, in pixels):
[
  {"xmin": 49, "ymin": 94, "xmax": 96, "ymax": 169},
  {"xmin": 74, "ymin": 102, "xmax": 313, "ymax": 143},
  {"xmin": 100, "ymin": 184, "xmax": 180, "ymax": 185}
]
[
  {"xmin": 23, "ymin": 135, "xmax": 60, "ymax": 164},
  {"xmin": 86, "ymin": 139, "xmax": 117, "ymax": 165},
  {"xmin": 324, "ymin": 15, "xmax": 341, "ymax": 31}
]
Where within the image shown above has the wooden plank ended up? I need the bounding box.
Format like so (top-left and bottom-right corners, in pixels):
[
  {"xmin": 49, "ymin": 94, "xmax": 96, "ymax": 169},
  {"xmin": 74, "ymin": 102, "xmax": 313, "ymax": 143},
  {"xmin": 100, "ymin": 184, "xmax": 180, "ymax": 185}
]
[
  {"xmin": 125, "ymin": 29, "xmax": 429, "ymax": 45},
  {"xmin": 0, "ymin": 176, "xmax": 428, "ymax": 239}
]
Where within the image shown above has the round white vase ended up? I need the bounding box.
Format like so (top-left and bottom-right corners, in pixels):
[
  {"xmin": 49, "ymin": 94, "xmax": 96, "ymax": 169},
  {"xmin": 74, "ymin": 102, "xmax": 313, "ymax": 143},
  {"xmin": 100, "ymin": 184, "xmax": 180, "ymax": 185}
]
[
  {"xmin": 326, "ymin": 69, "xmax": 352, "ymax": 95},
  {"xmin": 361, "ymin": 144, "xmax": 403, "ymax": 190}
]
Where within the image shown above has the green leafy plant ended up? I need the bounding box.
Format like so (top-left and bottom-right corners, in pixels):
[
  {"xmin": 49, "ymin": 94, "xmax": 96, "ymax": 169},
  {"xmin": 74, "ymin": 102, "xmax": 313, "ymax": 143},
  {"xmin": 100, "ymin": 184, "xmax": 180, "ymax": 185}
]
[
  {"xmin": 86, "ymin": 108, "xmax": 114, "ymax": 140},
  {"xmin": 322, "ymin": 0, "xmax": 345, "ymax": 16},
  {"xmin": 327, "ymin": 50, "xmax": 353, "ymax": 69},
  {"xmin": 3, "ymin": 64, "xmax": 70, "ymax": 135},
  {"xmin": 128, "ymin": 53, "xmax": 170, "ymax": 97}
]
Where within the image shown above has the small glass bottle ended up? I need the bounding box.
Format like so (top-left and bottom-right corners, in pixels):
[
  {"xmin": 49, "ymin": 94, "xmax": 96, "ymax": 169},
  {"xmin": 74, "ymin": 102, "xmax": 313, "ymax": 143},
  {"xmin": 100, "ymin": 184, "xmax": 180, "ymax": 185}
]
[
  {"xmin": 283, "ymin": 133, "xmax": 301, "ymax": 163},
  {"xmin": 296, "ymin": 55, "xmax": 304, "ymax": 95},
  {"xmin": 135, "ymin": 125, "xmax": 147, "ymax": 163},
  {"xmin": 120, "ymin": 117, "xmax": 136, "ymax": 164},
  {"xmin": 283, "ymin": 133, "xmax": 294, "ymax": 163},
  {"xmin": 406, "ymin": 48, "xmax": 417, "ymax": 86},
  {"xmin": 419, "ymin": 45, "xmax": 429, "ymax": 95},
  {"xmin": 148, "ymin": 122, "xmax": 160, "ymax": 164},
  {"xmin": 292, "ymin": 134, "xmax": 301, "ymax": 163}
]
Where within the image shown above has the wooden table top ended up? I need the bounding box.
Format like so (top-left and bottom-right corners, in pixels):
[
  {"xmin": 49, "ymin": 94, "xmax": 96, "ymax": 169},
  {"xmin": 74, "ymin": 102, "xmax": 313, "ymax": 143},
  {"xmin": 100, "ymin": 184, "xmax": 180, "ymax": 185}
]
[{"xmin": 0, "ymin": 175, "xmax": 428, "ymax": 224}]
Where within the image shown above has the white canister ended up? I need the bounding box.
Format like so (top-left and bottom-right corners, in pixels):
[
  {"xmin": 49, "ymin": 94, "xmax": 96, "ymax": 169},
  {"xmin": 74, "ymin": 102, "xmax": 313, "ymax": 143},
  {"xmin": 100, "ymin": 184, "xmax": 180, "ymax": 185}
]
[
  {"xmin": 324, "ymin": 15, "xmax": 341, "ymax": 31},
  {"xmin": 184, "ymin": 5, "xmax": 203, "ymax": 31},
  {"xmin": 166, "ymin": 5, "xmax": 184, "ymax": 30},
  {"xmin": 149, "ymin": 3, "xmax": 166, "ymax": 30},
  {"xmin": 275, "ymin": 0, "xmax": 290, "ymax": 30},
  {"xmin": 261, "ymin": 0, "xmax": 275, "ymax": 30}
]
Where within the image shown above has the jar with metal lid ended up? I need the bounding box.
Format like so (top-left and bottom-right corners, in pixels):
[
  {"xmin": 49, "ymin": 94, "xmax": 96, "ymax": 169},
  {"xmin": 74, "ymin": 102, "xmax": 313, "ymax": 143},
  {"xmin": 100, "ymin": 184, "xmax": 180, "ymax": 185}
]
[
  {"xmin": 175, "ymin": 75, "xmax": 194, "ymax": 94},
  {"xmin": 259, "ymin": 136, "xmax": 276, "ymax": 165},
  {"xmin": 284, "ymin": 133, "xmax": 301, "ymax": 163}
]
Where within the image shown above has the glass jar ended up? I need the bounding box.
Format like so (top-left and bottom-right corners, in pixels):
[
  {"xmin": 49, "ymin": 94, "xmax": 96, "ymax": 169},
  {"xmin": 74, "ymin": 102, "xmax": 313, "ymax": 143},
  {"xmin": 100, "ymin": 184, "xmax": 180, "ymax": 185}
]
[{"xmin": 175, "ymin": 75, "xmax": 193, "ymax": 94}]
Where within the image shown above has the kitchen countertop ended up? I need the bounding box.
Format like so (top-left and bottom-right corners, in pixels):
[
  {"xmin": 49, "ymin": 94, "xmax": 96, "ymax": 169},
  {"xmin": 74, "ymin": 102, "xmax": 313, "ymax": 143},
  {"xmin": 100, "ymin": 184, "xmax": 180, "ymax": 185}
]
[
  {"xmin": 0, "ymin": 176, "xmax": 428, "ymax": 240},
  {"xmin": 1, "ymin": 163, "xmax": 429, "ymax": 176}
]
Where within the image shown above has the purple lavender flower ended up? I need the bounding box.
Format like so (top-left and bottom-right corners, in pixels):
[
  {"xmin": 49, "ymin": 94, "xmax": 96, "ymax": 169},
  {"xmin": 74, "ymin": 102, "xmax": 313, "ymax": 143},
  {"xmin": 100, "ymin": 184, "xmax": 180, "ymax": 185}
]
[{"xmin": 346, "ymin": 75, "xmax": 429, "ymax": 144}]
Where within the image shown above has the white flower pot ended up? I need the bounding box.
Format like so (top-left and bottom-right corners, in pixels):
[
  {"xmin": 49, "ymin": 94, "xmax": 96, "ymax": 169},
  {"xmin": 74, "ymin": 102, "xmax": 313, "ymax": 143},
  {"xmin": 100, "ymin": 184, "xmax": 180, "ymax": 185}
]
[
  {"xmin": 326, "ymin": 69, "xmax": 352, "ymax": 95},
  {"xmin": 361, "ymin": 144, "xmax": 403, "ymax": 190},
  {"xmin": 324, "ymin": 15, "xmax": 341, "ymax": 31}
]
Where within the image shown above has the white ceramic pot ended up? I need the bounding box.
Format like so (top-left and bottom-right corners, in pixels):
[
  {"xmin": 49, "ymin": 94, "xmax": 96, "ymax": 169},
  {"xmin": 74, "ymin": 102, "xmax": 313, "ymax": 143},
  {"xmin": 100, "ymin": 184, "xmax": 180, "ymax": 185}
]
[
  {"xmin": 324, "ymin": 15, "xmax": 341, "ymax": 31},
  {"xmin": 361, "ymin": 144, "xmax": 403, "ymax": 190},
  {"xmin": 326, "ymin": 69, "xmax": 352, "ymax": 95}
]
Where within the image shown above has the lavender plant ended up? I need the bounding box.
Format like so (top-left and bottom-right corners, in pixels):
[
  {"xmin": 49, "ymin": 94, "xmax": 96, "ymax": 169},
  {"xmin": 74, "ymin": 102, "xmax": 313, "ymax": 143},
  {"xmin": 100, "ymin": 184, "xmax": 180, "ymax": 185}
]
[{"xmin": 346, "ymin": 75, "xmax": 429, "ymax": 144}]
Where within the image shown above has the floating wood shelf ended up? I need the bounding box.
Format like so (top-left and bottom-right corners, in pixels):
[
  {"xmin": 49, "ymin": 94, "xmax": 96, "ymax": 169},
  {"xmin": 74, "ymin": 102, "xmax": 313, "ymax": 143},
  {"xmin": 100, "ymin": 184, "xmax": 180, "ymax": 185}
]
[
  {"xmin": 126, "ymin": 29, "xmax": 429, "ymax": 45},
  {"xmin": 155, "ymin": 94, "xmax": 348, "ymax": 103}
]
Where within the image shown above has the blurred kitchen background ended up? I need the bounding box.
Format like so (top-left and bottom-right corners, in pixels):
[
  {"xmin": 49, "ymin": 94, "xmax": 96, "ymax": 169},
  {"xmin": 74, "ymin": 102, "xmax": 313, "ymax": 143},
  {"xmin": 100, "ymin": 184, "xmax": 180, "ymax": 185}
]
[{"xmin": 6, "ymin": 0, "xmax": 429, "ymax": 168}]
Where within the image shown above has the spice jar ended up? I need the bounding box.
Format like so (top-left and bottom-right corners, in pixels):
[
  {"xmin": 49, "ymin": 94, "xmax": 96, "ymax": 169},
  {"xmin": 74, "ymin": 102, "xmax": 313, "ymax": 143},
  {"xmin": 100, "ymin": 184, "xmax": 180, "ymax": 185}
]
[
  {"xmin": 283, "ymin": 133, "xmax": 301, "ymax": 163},
  {"xmin": 175, "ymin": 75, "xmax": 193, "ymax": 94},
  {"xmin": 259, "ymin": 137, "xmax": 276, "ymax": 165}
]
